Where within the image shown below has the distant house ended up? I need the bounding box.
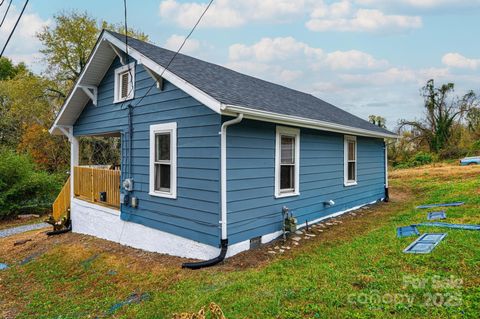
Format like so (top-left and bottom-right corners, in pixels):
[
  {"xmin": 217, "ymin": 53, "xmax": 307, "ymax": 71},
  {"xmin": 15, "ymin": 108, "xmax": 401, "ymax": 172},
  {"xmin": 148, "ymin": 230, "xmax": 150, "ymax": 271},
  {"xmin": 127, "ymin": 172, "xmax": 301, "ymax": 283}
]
[{"xmin": 49, "ymin": 30, "xmax": 396, "ymax": 262}]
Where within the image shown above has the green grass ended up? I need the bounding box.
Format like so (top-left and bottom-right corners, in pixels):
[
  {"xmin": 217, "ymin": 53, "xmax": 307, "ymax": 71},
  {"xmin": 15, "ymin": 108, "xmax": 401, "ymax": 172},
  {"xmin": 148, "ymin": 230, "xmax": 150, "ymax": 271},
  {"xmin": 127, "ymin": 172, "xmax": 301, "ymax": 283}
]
[{"xmin": 1, "ymin": 165, "xmax": 479, "ymax": 318}]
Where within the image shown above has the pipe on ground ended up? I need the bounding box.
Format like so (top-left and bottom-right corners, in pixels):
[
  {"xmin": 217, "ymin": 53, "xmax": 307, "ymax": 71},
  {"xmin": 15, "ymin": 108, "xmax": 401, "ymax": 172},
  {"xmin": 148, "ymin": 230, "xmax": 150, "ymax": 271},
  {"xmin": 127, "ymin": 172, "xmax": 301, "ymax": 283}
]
[
  {"xmin": 181, "ymin": 239, "xmax": 228, "ymax": 269},
  {"xmin": 47, "ymin": 225, "xmax": 72, "ymax": 236}
]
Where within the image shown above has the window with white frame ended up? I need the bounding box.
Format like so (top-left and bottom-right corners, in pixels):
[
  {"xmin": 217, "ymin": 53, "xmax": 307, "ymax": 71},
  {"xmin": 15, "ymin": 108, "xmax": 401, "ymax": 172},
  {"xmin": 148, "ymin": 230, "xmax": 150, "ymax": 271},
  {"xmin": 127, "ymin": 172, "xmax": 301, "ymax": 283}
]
[
  {"xmin": 114, "ymin": 62, "xmax": 135, "ymax": 103},
  {"xmin": 275, "ymin": 126, "xmax": 300, "ymax": 198},
  {"xmin": 344, "ymin": 136, "xmax": 357, "ymax": 186},
  {"xmin": 149, "ymin": 123, "xmax": 177, "ymax": 199}
]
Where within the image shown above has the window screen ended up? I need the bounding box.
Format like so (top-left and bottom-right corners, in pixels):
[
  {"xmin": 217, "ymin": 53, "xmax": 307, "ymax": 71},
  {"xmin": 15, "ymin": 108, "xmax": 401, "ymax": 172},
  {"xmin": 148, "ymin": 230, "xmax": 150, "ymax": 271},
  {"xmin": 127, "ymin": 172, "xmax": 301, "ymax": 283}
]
[
  {"xmin": 154, "ymin": 133, "xmax": 171, "ymax": 192},
  {"xmin": 280, "ymin": 135, "xmax": 296, "ymax": 192},
  {"xmin": 346, "ymin": 138, "xmax": 356, "ymax": 183}
]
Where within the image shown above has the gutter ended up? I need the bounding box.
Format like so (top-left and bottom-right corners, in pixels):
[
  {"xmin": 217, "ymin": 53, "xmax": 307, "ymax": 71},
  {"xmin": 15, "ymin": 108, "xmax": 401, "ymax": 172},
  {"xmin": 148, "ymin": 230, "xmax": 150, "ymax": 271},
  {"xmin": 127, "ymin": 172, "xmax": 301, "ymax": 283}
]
[
  {"xmin": 182, "ymin": 113, "xmax": 243, "ymax": 269},
  {"xmin": 222, "ymin": 104, "xmax": 398, "ymax": 139}
]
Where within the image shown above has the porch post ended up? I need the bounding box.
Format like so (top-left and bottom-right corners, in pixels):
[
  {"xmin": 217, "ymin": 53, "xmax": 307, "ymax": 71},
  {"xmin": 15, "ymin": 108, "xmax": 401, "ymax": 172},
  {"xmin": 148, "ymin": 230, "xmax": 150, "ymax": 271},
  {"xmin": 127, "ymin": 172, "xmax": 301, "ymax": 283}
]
[{"xmin": 70, "ymin": 130, "xmax": 79, "ymax": 199}]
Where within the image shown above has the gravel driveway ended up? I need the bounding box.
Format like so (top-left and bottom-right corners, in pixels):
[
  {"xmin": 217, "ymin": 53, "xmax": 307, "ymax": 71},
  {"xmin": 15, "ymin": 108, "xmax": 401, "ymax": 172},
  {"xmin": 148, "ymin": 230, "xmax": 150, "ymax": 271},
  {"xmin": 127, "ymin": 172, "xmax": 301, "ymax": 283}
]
[{"xmin": 0, "ymin": 223, "xmax": 50, "ymax": 238}]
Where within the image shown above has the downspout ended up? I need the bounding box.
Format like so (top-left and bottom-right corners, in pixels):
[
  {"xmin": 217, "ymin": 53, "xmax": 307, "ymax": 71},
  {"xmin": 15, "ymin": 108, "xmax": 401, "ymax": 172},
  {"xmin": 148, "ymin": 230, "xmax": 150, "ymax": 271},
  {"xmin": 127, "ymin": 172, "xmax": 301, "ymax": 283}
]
[
  {"xmin": 384, "ymin": 140, "xmax": 389, "ymax": 202},
  {"xmin": 182, "ymin": 113, "xmax": 243, "ymax": 269}
]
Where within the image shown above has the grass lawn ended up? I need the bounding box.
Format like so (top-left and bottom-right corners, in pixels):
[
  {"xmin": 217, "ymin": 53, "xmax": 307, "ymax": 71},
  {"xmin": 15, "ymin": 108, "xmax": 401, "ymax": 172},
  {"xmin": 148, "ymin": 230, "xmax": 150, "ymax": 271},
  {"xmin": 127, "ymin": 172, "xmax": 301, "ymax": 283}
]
[{"xmin": 0, "ymin": 164, "xmax": 479, "ymax": 318}]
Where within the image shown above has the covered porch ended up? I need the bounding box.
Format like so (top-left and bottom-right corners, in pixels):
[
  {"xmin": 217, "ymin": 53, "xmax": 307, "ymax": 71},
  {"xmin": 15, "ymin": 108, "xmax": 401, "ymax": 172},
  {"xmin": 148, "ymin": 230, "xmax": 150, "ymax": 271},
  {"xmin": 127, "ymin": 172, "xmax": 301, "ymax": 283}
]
[{"xmin": 51, "ymin": 130, "xmax": 123, "ymax": 222}]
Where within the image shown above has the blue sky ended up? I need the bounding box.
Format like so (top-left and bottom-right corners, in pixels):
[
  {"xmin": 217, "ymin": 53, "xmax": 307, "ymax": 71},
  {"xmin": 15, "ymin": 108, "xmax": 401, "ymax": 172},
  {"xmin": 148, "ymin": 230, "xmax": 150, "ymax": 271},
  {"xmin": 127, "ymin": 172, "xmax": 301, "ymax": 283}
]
[{"xmin": 2, "ymin": 0, "xmax": 480, "ymax": 128}]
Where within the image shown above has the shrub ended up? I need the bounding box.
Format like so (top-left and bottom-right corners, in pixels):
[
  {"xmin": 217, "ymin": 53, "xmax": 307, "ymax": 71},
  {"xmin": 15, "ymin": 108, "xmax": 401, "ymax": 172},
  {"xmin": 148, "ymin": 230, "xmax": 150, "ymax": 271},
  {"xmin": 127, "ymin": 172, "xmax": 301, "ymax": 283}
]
[
  {"xmin": 410, "ymin": 152, "xmax": 435, "ymax": 166},
  {"xmin": 394, "ymin": 152, "xmax": 437, "ymax": 169},
  {"xmin": 0, "ymin": 149, "xmax": 63, "ymax": 219}
]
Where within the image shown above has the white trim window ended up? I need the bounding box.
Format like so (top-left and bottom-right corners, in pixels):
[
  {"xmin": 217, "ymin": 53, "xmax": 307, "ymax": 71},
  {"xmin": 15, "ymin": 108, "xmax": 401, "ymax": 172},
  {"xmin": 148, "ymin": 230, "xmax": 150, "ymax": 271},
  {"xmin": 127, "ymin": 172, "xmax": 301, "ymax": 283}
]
[
  {"xmin": 149, "ymin": 123, "xmax": 177, "ymax": 199},
  {"xmin": 275, "ymin": 126, "xmax": 300, "ymax": 198},
  {"xmin": 344, "ymin": 135, "xmax": 357, "ymax": 186},
  {"xmin": 114, "ymin": 62, "xmax": 135, "ymax": 103}
]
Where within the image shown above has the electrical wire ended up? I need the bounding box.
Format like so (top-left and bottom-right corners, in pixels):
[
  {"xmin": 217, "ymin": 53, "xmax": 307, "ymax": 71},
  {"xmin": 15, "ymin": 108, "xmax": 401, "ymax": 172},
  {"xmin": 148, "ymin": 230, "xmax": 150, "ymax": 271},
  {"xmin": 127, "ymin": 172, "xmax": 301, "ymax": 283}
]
[
  {"xmin": 131, "ymin": 0, "xmax": 214, "ymax": 109},
  {"xmin": 0, "ymin": 0, "xmax": 12, "ymax": 29},
  {"xmin": 0, "ymin": 0, "xmax": 29, "ymax": 58}
]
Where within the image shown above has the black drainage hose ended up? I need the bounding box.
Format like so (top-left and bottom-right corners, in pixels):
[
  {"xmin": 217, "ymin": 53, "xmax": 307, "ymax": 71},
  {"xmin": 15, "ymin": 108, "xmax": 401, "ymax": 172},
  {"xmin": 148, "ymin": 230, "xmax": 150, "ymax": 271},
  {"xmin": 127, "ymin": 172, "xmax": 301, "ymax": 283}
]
[
  {"xmin": 384, "ymin": 187, "xmax": 390, "ymax": 202},
  {"xmin": 182, "ymin": 239, "xmax": 228, "ymax": 270},
  {"xmin": 46, "ymin": 225, "xmax": 72, "ymax": 236}
]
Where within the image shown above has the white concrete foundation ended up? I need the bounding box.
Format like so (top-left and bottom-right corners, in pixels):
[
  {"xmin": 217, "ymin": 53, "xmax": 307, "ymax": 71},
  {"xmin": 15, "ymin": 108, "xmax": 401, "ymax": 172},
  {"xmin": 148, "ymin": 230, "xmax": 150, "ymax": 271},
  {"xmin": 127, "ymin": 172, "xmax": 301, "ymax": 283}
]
[
  {"xmin": 72, "ymin": 198, "xmax": 248, "ymax": 260},
  {"xmin": 71, "ymin": 197, "xmax": 380, "ymax": 260}
]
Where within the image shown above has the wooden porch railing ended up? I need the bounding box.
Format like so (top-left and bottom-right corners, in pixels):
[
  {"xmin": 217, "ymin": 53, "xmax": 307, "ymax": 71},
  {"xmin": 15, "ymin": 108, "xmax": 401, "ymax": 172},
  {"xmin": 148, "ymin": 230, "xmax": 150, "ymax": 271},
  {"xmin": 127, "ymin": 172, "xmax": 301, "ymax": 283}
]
[
  {"xmin": 52, "ymin": 176, "xmax": 71, "ymax": 222},
  {"xmin": 74, "ymin": 166, "xmax": 121, "ymax": 208}
]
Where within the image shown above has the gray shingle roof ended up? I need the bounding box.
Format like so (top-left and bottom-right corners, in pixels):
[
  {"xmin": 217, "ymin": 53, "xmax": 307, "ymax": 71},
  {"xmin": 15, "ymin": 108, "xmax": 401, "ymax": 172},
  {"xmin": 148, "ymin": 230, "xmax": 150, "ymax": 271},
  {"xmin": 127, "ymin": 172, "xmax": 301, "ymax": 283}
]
[{"xmin": 109, "ymin": 31, "xmax": 393, "ymax": 136}]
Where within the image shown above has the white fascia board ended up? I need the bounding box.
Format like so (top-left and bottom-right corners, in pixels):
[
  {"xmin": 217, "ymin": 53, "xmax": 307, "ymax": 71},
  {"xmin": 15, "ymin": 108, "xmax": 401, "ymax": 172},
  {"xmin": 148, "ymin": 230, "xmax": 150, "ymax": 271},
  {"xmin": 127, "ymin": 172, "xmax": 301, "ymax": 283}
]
[
  {"xmin": 222, "ymin": 104, "xmax": 399, "ymax": 139},
  {"xmin": 104, "ymin": 33, "xmax": 223, "ymax": 114}
]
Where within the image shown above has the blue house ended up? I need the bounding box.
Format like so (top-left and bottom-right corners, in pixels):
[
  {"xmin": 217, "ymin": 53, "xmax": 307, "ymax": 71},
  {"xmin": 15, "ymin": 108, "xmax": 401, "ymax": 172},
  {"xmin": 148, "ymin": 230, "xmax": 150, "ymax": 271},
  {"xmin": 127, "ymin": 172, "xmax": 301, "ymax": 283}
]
[{"xmin": 50, "ymin": 31, "xmax": 396, "ymax": 264}]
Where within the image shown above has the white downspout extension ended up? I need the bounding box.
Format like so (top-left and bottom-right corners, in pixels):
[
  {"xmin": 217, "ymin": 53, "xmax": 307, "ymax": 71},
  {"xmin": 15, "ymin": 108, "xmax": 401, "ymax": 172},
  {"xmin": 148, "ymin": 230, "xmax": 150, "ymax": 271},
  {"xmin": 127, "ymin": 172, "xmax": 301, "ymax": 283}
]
[{"xmin": 220, "ymin": 113, "xmax": 243, "ymax": 240}]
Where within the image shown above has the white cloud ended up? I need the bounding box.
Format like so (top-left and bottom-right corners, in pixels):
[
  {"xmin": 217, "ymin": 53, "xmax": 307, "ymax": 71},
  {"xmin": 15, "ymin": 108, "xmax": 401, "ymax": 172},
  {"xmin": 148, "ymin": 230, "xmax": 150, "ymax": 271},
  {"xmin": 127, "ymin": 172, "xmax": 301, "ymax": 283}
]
[
  {"xmin": 158, "ymin": 0, "xmax": 307, "ymax": 28},
  {"xmin": 339, "ymin": 66, "xmax": 449, "ymax": 86},
  {"xmin": 356, "ymin": 0, "xmax": 480, "ymax": 9},
  {"xmin": 306, "ymin": 8, "xmax": 422, "ymax": 32},
  {"xmin": 0, "ymin": 6, "xmax": 50, "ymax": 67},
  {"xmin": 229, "ymin": 37, "xmax": 387, "ymax": 71},
  {"xmin": 442, "ymin": 53, "xmax": 480, "ymax": 70},
  {"xmin": 164, "ymin": 34, "xmax": 200, "ymax": 54},
  {"xmin": 324, "ymin": 50, "xmax": 388, "ymax": 70},
  {"xmin": 159, "ymin": 0, "xmax": 425, "ymax": 34},
  {"xmin": 229, "ymin": 37, "xmax": 323, "ymax": 62},
  {"xmin": 311, "ymin": 1, "xmax": 352, "ymax": 19}
]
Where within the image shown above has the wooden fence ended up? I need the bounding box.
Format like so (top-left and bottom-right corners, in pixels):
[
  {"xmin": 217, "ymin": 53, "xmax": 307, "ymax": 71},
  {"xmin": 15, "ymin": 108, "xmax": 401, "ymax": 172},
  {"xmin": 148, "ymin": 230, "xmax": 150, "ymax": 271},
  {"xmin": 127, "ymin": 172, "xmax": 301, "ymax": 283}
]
[
  {"xmin": 52, "ymin": 176, "xmax": 71, "ymax": 222},
  {"xmin": 74, "ymin": 166, "xmax": 121, "ymax": 208}
]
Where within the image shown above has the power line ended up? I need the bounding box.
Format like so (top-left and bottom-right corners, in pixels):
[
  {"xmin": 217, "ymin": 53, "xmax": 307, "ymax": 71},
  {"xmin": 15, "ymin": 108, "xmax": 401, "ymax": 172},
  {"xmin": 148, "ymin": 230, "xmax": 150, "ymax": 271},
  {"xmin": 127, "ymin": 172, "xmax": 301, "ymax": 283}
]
[
  {"xmin": 131, "ymin": 0, "xmax": 214, "ymax": 108},
  {"xmin": 0, "ymin": 0, "xmax": 12, "ymax": 29},
  {"xmin": 0, "ymin": 0, "xmax": 29, "ymax": 58}
]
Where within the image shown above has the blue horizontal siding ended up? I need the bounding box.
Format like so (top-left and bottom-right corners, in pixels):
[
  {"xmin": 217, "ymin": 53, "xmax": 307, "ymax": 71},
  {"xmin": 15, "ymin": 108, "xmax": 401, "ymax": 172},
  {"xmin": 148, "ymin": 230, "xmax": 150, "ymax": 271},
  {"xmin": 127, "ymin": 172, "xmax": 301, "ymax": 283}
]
[
  {"xmin": 74, "ymin": 57, "xmax": 221, "ymax": 246},
  {"xmin": 72, "ymin": 56, "xmax": 386, "ymax": 248},
  {"xmin": 226, "ymin": 119, "xmax": 385, "ymax": 244}
]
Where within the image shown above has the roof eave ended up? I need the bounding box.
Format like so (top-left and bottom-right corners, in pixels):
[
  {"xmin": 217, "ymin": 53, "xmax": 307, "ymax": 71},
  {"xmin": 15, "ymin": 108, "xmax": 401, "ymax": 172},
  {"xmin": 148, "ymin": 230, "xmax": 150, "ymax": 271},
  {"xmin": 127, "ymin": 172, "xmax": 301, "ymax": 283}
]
[{"xmin": 222, "ymin": 104, "xmax": 398, "ymax": 139}]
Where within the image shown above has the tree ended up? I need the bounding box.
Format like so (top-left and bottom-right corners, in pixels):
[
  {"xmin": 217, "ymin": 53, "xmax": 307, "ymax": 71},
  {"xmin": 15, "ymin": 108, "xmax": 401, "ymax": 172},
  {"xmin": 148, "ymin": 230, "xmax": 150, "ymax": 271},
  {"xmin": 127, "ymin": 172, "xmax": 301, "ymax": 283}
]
[
  {"xmin": 0, "ymin": 57, "xmax": 27, "ymax": 80},
  {"xmin": 37, "ymin": 11, "xmax": 98, "ymax": 89},
  {"xmin": 0, "ymin": 68, "xmax": 68, "ymax": 171},
  {"xmin": 466, "ymin": 107, "xmax": 480, "ymax": 138},
  {"xmin": 37, "ymin": 11, "xmax": 149, "ymax": 94},
  {"xmin": 368, "ymin": 115, "xmax": 386, "ymax": 128},
  {"xmin": 17, "ymin": 124, "xmax": 69, "ymax": 172},
  {"xmin": 399, "ymin": 79, "xmax": 477, "ymax": 153}
]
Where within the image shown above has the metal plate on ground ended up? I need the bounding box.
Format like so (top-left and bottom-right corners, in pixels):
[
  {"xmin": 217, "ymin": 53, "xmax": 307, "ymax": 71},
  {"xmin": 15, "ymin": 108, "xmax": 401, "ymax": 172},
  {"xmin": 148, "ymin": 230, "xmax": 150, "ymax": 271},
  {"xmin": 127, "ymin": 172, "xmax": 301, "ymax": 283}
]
[
  {"xmin": 403, "ymin": 233, "xmax": 447, "ymax": 254},
  {"xmin": 397, "ymin": 225, "xmax": 420, "ymax": 238},
  {"xmin": 416, "ymin": 202, "xmax": 464, "ymax": 209},
  {"xmin": 427, "ymin": 211, "xmax": 446, "ymax": 220},
  {"xmin": 417, "ymin": 222, "xmax": 480, "ymax": 231}
]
